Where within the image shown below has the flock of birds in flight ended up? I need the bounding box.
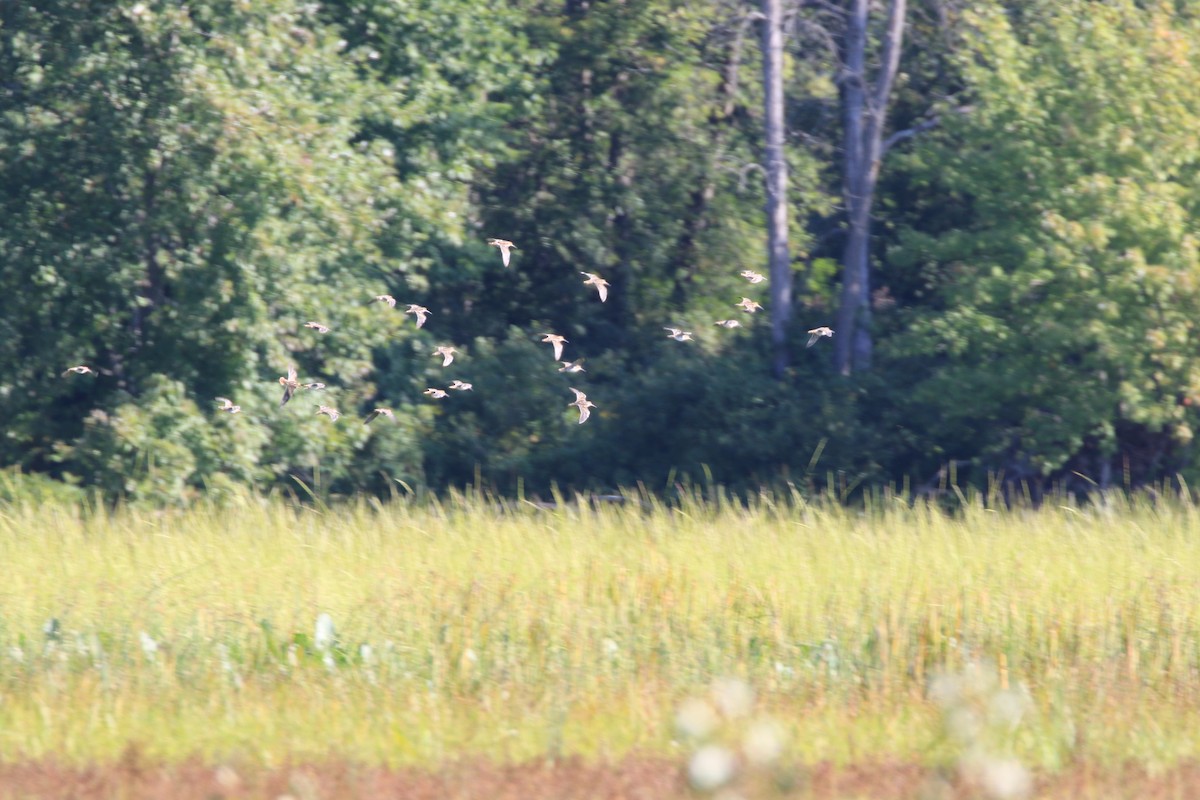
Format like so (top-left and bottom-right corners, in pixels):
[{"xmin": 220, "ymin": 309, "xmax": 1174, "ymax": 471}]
[{"xmin": 62, "ymin": 237, "xmax": 833, "ymax": 425}]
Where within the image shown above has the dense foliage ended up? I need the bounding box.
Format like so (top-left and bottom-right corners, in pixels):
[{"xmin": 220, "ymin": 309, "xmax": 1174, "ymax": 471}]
[{"xmin": 2, "ymin": 0, "xmax": 1198, "ymax": 502}]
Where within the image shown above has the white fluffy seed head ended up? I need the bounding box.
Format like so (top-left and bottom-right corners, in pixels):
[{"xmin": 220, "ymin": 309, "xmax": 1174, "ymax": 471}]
[
  {"xmin": 928, "ymin": 672, "xmax": 964, "ymax": 708},
  {"xmin": 979, "ymin": 757, "xmax": 1032, "ymax": 799},
  {"xmin": 742, "ymin": 719, "xmax": 785, "ymax": 766},
  {"xmin": 675, "ymin": 698, "xmax": 719, "ymax": 740},
  {"xmin": 214, "ymin": 765, "xmax": 241, "ymax": 791},
  {"xmin": 687, "ymin": 745, "xmax": 737, "ymax": 792},
  {"xmin": 712, "ymin": 677, "xmax": 755, "ymax": 719},
  {"xmin": 314, "ymin": 613, "xmax": 335, "ymax": 651},
  {"xmin": 988, "ymin": 689, "xmax": 1029, "ymax": 729},
  {"xmin": 946, "ymin": 706, "xmax": 983, "ymax": 743}
]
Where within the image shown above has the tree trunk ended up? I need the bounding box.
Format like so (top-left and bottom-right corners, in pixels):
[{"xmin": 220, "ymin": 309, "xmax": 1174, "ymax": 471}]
[
  {"xmin": 833, "ymin": 0, "xmax": 907, "ymax": 376},
  {"xmin": 837, "ymin": 193, "xmax": 873, "ymax": 373},
  {"xmin": 761, "ymin": 0, "xmax": 792, "ymax": 379}
]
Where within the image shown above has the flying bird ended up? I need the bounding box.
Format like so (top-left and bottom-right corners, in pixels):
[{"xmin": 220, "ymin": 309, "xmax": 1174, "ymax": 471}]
[
  {"xmin": 581, "ymin": 272, "xmax": 609, "ymax": 302},
  {"xmin": 373, "ymin": 294, "xmax": 396, "ymax": 308},
  {"xmin": 740, "ymin": 270, "xmax": 766, "ymax": 284},
  {"xmin": 405, "ymin": 304, "xmax": 431, "ymax": 329},
  {"xmin": 539, "ymin": 333, "xmax": 568, "ymax": 361},
  {"xmin": 315, "ymin": 405, "xmax": 340, "ymax": 421},
  {"xmin": 61, "ymin": 365, "xmax": 95, "ymax": 377},
  {"xmin": 448, "ymin": 380, "xmax": 473, "ymax": 391},
  {"xmin": 279, "ymin": 366, "xmax": 300, "ymax": 406},
  {"xmin": 664, "ymin": 327, "xmax": 693, "ymax": 342},
  {"xmin": 304, "ymin": 321, "xmax": 330, "ymax": 334},
  {"xmin": 487, "ymin": 238, "xmax": 517, "ymax": 267},
  {"xmin": 807, "ymin": 326, "xmax": 834, "ymax": 347},
  {"xmin": 433, "ymin": 346, "xmax": 457, "ymax": 367},
  {"xmin": 363, "ymin": 408, "xmax": 394, "ymax": 425},
  {"xmin": 736, "ymin": 297, "xmax": 763, "ymax": 313},
  {"xmin": 215, "ymin": 397, "xmax": 241, "ymax": 414},
  {"xmin": 568, "ymin": 387, "xmax": 596, "ymax": 424},
  {"xmin": 714, "ymin": 319, "xmax": 742, "ymax": 329},
  {"xmin": 424, "ymin": 388, "xmax": 448, "ymax": 399},
  {"xmin": 558, "ymin": 360, "xmax": 586, "ymax": 373}
]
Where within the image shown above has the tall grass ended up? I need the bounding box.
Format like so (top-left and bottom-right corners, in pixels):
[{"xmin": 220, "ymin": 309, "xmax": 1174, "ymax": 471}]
[{"xmin": 0, "ymin": 488, "xmax": 1198, "ymax": 768}]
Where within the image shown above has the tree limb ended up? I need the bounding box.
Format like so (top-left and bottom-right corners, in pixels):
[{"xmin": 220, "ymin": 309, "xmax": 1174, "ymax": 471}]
[
  {"xmin": 869, "ymin": 0, "xmax": 907, "ymax": 120},
  {"xmin": 881, "ymin": 116, "xmax": 940, "ymax": 155},
  {"xmin": 796, "ymin": 0, "xmax": 847, "ymax": 19},
  {"xmin": 880, "ymin": 104, "xmax": 973, "ymax": 157}
]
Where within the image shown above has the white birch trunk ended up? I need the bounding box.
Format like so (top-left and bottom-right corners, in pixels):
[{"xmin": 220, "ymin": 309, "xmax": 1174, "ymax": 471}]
[
  {"xmin": 834, "ymin": 0, "xmax": 907, "ymax": 376},
  {"xmin": 762, "ymin": 0, "xmax": 792, "ymax": 379}
]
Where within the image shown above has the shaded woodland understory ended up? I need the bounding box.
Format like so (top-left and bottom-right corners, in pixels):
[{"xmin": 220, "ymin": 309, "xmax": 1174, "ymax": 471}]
[{"xmin": 3, "ymin": 0, "xmax": 1200, "ymax": 503}]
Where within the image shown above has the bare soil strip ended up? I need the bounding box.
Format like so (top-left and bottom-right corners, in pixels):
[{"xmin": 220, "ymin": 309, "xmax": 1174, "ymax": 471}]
[{"xmin": 0, "ymin": 755, "xmax": 1198, "ymax": 800}]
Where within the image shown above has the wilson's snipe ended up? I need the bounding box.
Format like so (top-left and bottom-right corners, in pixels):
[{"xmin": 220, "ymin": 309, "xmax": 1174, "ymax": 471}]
[
  {"xmin": 581, "ymin": 272, "xmax": 609, "ymax": 303},
  {"xmin": 664, "ymin": 327, "xmax": 693, "ymax": 342},
  {"xmin": 568, "ymin": 387, "xmax": 596, "ymax": 424},
  {"xmin": 405, "ymin": 304, "xmax": 431, "ymax": 328},
  {"xmin": 215, "ymin": 397, "xmax": 241, "ymax": 414},
  {"xmin": 539, "ymin": 333, "xmax": 568, "ymax": 361},
  {"xmin": 806, "ymin": 326, "xmax": 834, "ymax": 347},
  {"xmin": 363, "ymin": 408, "xmax": 394, "ymax": 425},
  {"xmin": 278, "ymin": 366, "xmax": 300, "ymax": 406},
  {"xmin": 487, "ymin": 238, "xmax": 517, "ymax": 267}
]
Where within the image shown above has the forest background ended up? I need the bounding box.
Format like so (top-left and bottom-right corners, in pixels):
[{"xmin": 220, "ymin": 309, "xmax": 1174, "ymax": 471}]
[{"xmin": 2, "ymin": 0, "xmax": 1199, "ymax": 505}]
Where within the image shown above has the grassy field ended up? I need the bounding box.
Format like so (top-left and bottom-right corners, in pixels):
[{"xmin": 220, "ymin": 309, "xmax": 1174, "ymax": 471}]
[{"xmin": 1, "ymin": 488, "xmax": 1199, "ymax": 788}]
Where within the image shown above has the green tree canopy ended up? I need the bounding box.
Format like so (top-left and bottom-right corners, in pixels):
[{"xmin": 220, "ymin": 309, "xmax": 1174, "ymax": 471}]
[
  {"xmin": 0, "ymin": 0, "xmax": 430, "ymax": 499},
  {"xmin": 889, "ymin": 0, "xmax": 1200, "ymax": 484}
]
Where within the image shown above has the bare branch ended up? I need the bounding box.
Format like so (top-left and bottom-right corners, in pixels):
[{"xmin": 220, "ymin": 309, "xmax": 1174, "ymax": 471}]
[
  {"xmin": 881, "ymin": 116, "xmax": 940, "ymax": 155},
  {"xmin": 869, "ymin": 0, "xmax": 907, "ymax": 119},
  {"xmin": 795, "ymin": 0, "xmax": 847, "ymax": 19},
  {"xmin": 736, "ymin": 161, "xmax": 766, "ymax": 192},
  {"xmin": 880, "ymin": 104, "xmax": 972, "ymax": 156},
  {"xmin": 791, "ymin": 15, "xmax": 842, "ymax": 69}
]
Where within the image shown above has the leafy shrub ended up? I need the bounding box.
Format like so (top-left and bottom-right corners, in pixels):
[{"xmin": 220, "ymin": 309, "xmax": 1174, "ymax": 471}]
[
  {"xmin": 58, "ymin": 376, "xmax": 263, "ymax": 505},
  {"xmin": 0, "ymin": 469, "xmax": 87, "ymax": 507}
]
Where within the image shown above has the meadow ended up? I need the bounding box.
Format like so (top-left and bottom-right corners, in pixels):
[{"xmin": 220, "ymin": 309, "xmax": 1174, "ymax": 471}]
[{"xmin": 2, "ymin": 487, "xmax": 1200, "ymax": 795}]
